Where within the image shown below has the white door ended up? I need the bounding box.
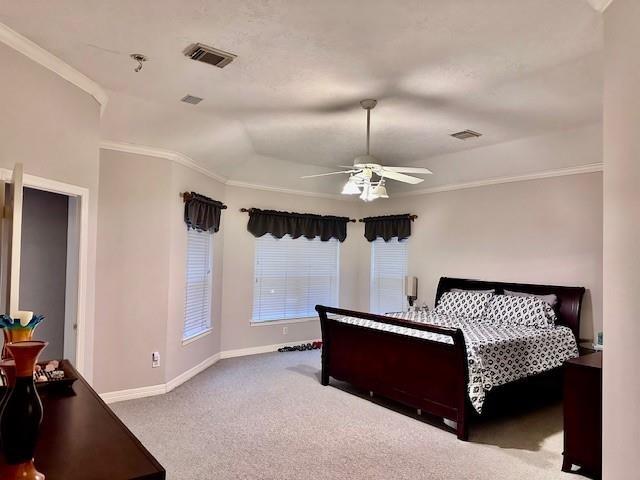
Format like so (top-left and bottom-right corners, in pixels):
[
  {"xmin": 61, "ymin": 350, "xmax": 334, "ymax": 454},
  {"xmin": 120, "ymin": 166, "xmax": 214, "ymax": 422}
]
[{"xmin": 0, "ymin": 163, "xmax": 24, "ymax": 317}]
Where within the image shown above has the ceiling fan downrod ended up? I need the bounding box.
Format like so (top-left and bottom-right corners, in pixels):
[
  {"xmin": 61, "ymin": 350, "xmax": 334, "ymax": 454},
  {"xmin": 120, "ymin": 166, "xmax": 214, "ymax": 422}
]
[{"xmin": 360, "ymin": 99, "xmax": 377, "ymax": 157}]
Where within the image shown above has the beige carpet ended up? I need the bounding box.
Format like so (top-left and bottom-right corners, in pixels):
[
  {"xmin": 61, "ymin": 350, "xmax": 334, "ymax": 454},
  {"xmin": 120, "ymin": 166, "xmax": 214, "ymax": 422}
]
[{"xmin": 113, "ymin": 350, "xmax": 585, "ymax": 480}]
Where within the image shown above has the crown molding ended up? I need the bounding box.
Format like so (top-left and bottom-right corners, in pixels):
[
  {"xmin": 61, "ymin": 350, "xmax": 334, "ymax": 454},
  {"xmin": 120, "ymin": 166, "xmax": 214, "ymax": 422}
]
[
  {"xmin": 100, "ymin": 140, "xmax": 351, "ymax": 200},
  {"xmin": 100, "ymin": 141, "xmax": 602, "ymax": 201},
  {"xmin": 0, "ymin": 22, "xmax": 108, "ymax": 115},
  {"xmin": 100, "ymin": 141, "xmax": 228, "ymax": 184},
  {"xmin": 225, "ymin": 179, "xmax": 350, "ymax": 201},
  {"xmin": 393, "ymin": 163, "xmax": 603, "ymax": 198}
]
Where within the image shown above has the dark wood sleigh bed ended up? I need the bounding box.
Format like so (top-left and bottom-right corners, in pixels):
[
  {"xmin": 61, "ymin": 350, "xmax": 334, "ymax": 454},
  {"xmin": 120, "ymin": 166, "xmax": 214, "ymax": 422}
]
[{"xmin": 316, "ymin": 277, "xmax": 585, "ymax": 440}]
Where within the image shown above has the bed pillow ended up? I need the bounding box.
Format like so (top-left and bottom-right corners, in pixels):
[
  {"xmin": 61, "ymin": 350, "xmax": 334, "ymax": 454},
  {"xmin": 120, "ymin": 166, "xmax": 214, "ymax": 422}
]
[
  {"xmin": 484, "ymin": 295, "xmax": 555, "ymax": 328},
  {"xmin": 451, "ymin": 288, "xmax": 496, "ymax": 294},
  {"xmin": 435, "ymin": 291, "xmax": 494, "ymax": 319},
  {"xmin": 503, "ymin": 289, "xmax": 558, "ymax": 308}
]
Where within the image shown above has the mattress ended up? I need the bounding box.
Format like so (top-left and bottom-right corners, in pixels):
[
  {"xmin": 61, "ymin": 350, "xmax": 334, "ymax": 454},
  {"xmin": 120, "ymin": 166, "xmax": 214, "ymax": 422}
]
[{"xmin": 336, "ymin": 310, "xmax": 579, "ymax": 413}]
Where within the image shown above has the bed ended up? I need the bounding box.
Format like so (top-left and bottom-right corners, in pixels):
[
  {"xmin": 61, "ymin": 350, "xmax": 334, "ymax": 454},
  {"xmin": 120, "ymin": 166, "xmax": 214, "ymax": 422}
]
[{"xmin": 315, "ymin": 277, "xmax": 585, "ymax": 440}]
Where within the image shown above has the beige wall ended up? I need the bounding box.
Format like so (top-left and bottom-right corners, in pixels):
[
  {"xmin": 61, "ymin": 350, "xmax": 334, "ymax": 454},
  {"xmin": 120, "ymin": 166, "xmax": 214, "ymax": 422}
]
[
  {"xmin": 95, "ymin": 149, "xmax": 227, "ymax": 393},
  {"xmin": 0, "ymin": 42, "xmax": 101, "ymax": 379},
  {"xmin": 220, "ymin": 186, "xmax": 366, "ymax": 351},
  {"xmin": 603, "ymin": 1, "xmax": 640, "ymax": 477},
  {"xmin": 165, "ymin": 162, "xmax": 225, "ymax": 380},
  {"xmin": 94, "ymin": 153, "xmax": 367, "ymax": 389},
  {"xmin": 95, "ymin": 150, "xmax": 172, "ymax": 392},
  {"xmin": 365, "ymin": 172, "xmax": 603, "ymax": 341}
]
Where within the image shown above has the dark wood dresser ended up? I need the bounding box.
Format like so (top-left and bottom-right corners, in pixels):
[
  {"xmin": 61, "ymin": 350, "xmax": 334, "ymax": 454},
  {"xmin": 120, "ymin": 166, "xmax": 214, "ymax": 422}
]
[
  {"xmin": 562, "ymin": 352, "xmax": 602, "ymax": 479},
  {"xmin": 33, "ymin": 361, "xmax": 166, "ymax": 480}
]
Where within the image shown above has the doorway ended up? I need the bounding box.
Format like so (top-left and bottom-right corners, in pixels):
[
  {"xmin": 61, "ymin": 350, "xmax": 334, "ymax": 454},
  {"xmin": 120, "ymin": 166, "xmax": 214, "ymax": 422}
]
[
  {"xmin": 0, "ymin": 166, "xmax": 90, "ymax": 378},
  {"xmin": 18, "ymin": 187, "xmax": 74, "ymax": 361}
]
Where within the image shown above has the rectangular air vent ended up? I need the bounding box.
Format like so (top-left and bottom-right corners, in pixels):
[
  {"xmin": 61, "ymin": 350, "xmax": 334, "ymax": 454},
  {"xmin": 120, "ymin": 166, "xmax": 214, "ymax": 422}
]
[
  {"xmin": 184, "ymin": 43, "xmax": 236, "ymax": 68},
  {"xmin": 450, "ymin": 130, "xmax": 482, "ymax": 140},
  {"xmin": 181, "ymin": 94, "xmax": 204, "ymax": 105}
]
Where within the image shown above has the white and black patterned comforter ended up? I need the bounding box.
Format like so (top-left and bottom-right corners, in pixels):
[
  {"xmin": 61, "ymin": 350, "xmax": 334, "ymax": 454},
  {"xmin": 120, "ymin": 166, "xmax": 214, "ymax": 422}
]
[{"xmin": 335, "ymin": 311, "xmax": 578, "ymax": 413}]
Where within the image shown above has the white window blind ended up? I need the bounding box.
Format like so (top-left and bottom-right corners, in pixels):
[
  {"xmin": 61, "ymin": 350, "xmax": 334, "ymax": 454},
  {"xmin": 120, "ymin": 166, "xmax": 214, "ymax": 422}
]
[
  {"xmin": 183, "ymin": 228, "xmax": 213, "ymax": 341},
  {"xmin": 370, "ymin": 238, "xmax": 408, "ymax": 314},
  {"xmin": 252, "ymin": 234, "xmax": 339, "ymax": 322}
]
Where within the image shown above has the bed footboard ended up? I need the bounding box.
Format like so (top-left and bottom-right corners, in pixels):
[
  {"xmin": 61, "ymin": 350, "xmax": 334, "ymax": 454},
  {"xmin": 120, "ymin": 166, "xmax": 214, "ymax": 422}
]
[{"xmin": 316, "ymin": 305, "xmax": 470, "ymax": 440}]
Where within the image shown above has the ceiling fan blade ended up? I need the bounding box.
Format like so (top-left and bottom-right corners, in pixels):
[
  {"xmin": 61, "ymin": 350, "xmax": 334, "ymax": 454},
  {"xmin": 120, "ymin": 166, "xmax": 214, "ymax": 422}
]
[
  {"xmin": 378, "ymin": 170, "xmax": 425, "ymax": 184},
  {"xmin": 382, "ymin": 166, "xmax": 433, "ymax": 175},
  {"xmin": 301, "ymin": 170, "xmax": 357, "ymax": 179}
]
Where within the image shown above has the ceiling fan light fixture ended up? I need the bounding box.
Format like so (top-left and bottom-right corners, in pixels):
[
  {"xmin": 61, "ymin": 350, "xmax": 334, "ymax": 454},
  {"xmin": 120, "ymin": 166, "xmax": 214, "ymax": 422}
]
[
  {"xmin": 360, "ymin": 184, "xmax": 371, "ymax": 201},
  {"xmin": 341, "ymin": 177, "xmax": 361, "ymax": 195},
  {"xmin": 367, "ymin": 191, "xmax": 380, "ymax": 202},
  {"xmin": 371, "ymin": 181, "xmax": 388, "ymax": 199},
  {"xmin": 359, "ymin": 183, "xmax": 379, "ymax": 202},
  {"xmin": 301, "ymin": 99, "xmax": 432, "ymax": 201}
]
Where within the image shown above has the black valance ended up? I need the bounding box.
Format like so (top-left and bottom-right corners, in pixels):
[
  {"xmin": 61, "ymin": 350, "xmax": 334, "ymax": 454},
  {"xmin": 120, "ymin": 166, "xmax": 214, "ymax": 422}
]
[
  {"xmin": 246, "ymin": 208, "xmax": 350, "ymax": 242},
  {"xmin": 362, "ymin": 214, "xmax": 413, "ymax": 242},
  {"xmin": 184, "ymin": 192, "xmax": 225, "ymax": 233}
]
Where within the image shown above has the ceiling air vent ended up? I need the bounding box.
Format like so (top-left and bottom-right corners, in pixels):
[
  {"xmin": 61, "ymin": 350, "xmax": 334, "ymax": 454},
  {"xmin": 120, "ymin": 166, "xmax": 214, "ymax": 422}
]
[
  {"xmin": 450, "ymin": 130, "xmax": 482, "ymax": 140},
  {"xmin": 184, "ymin": 43, "xmax": 236, "ymax": 68},
  {"xmin": 181, "ymin": 94, "xmax": 204, "ymax": 105}
]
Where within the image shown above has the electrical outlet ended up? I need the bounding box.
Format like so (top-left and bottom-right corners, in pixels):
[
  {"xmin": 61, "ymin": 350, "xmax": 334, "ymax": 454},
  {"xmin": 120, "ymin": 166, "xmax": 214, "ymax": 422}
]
[
  {"xmin": 152, "ymin": 351, "xmax": 160, "ymax": 368},
  {"xmin": 282, "ymin": 326, "xmax": 288, "ymax": 335}
]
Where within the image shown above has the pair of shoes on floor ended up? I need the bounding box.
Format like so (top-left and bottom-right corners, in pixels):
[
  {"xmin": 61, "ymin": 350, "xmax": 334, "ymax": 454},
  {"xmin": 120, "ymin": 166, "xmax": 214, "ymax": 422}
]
[{"xmin": 277, "ymin": 341, "xmax": 323, "ymax": 353}]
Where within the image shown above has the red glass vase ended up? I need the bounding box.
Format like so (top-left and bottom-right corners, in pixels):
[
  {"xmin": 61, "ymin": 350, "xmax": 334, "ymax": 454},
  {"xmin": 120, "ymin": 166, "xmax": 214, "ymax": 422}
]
[{"xmin": 0, "ymin": 341, "xmax": 47, "ymax": 480}]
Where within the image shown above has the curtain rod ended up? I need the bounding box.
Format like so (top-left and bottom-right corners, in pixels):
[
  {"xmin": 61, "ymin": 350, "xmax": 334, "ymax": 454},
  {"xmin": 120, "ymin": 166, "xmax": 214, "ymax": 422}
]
[
  {"xmin": 180, "ymin": 192, "xmax": 227, "ymax": 209},
  {"xmin": 240, "ymin": 208, "xmax": 356, "ymax": 223},
  {"xmin": 358, "ymin": 214, "xmax": 418, "ymax": 222}
]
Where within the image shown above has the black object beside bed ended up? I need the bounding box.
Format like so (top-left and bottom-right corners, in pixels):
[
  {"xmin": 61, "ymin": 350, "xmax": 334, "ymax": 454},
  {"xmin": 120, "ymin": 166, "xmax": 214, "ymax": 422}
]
[{"xmin": 316, "ymin": 276, "xmax": 585, "ymax": 440}]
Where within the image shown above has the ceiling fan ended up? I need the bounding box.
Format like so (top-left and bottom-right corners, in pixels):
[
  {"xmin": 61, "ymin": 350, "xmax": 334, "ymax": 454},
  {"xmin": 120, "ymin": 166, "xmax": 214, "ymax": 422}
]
[{"xmin": 302, "ymin": 99, "xmax": 432, "ymax": 201}]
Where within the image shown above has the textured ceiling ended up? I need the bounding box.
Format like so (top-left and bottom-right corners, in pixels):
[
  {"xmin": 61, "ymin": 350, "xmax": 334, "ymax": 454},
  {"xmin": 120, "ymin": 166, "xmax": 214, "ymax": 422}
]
[
  {"xmin": 0, "ymin": 0, "xmax": 603, "ymax": 194},
  {"xmin": 584, "ymin": 0, "xmax": 614, "ymax": 12}
]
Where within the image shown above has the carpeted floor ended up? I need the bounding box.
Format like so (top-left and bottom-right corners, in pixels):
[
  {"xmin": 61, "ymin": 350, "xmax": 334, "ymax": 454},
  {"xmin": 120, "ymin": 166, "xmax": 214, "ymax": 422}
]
[{"xmin": 113, "ymin": 350, "xmax": 584, "ymax": 480}]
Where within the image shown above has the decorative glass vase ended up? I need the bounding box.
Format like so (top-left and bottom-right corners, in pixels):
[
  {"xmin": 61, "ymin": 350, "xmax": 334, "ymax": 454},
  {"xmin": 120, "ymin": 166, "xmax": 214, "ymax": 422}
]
[
  {"xmin": 0, "ymin": 341, "xmax": 47, "ymax": 480},
  {"xmin": 2, "ymin": 330, "xmax": 32, "ymax": 359},
  {"xmin": 0, "ymin": 314, "xmax": 45, "ymax": 360}
]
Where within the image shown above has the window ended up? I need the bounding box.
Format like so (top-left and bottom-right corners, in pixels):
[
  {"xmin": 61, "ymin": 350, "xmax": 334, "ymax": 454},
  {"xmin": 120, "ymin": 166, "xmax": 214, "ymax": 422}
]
[
  {"xmin": 370, "ymin": 238, "xmax": 408, "ymax": 314},
  {"xmin": 183, "ymin": 228, "xmax": 213, "ymax": 341},
  {"xmin": 252, "ymin": 235, "xmax": 339, "ymax": 322}
]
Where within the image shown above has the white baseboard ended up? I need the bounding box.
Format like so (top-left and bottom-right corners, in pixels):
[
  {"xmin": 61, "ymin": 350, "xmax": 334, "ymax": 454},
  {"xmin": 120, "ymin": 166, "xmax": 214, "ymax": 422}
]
[
  {"xmin": 100, "ymin": 339, "xmax": 319, "ymax": 404},
  {"xmin": 100, "ymin": 383, "xmax": 167, "ymax": 404},
  {"xmin": 165, "ymin": 352, "xmax": 221, "ymax": 392}
]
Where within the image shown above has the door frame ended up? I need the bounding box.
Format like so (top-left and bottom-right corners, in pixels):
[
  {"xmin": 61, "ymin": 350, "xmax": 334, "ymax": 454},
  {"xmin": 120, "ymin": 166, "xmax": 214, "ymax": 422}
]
[{"xmin": 0, "ymin": 169, "xmax": 91, "ymax": 379}]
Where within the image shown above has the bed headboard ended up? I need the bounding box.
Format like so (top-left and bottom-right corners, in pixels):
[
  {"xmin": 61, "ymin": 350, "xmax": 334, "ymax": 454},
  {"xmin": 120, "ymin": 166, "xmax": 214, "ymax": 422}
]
[{"xmin": 435, "ymin": 277, "xmax": 586, "ymax": 339}]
